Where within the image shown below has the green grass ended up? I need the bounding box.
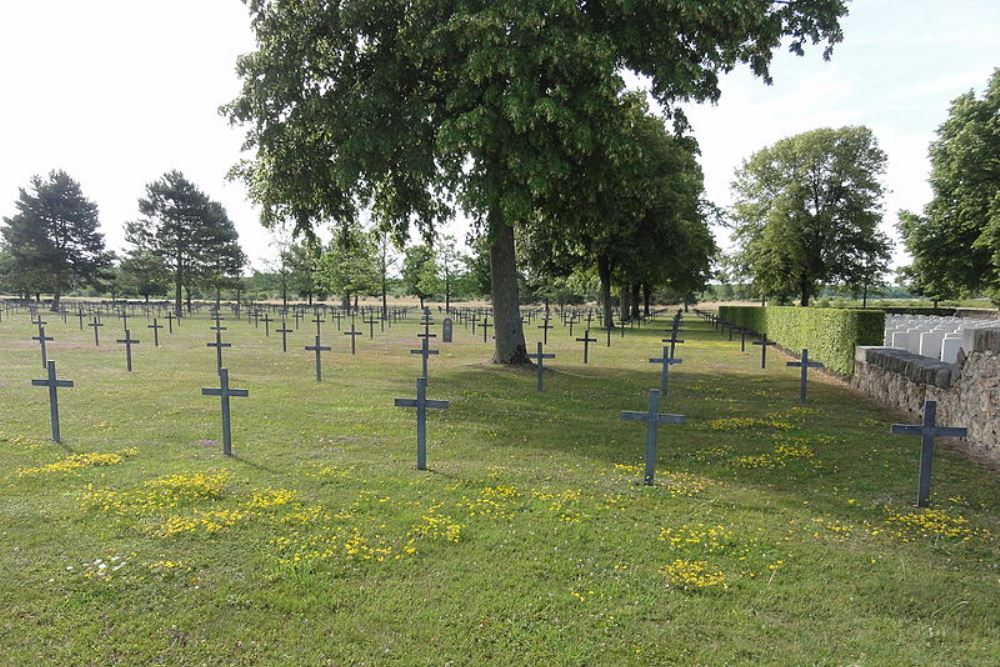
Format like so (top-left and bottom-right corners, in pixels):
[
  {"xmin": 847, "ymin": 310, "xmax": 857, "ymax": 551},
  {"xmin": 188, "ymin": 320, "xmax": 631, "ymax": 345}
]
[{"xmin": 1, "ymin": 308, "xmax": 997, "ymax": 666}]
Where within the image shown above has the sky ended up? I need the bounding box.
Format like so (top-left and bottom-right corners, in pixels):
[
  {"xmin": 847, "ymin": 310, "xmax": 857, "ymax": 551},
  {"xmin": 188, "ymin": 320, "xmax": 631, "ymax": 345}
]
[{"xmin": 0, "ymin": 1, "xmax": 997, "ymax": 272}]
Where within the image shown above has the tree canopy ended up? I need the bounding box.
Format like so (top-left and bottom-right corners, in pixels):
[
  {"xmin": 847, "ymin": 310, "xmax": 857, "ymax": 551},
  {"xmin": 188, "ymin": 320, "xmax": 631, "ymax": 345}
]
[
  {"xmin": 899, "ymin": 68, "xmax": 1000, "ymax": 302},
  {"xmin": 730, "ymin": 126, "xmax": 891, "ymax": 306},
  {"xmin": 126, "ymin": 171, "xmax": 245, "ymax": 315},
  {"xmin": 226, "ymin": 0, "xmax": 848, "ymax": 362},
  {"xmin": 0, "ymin": 170, "xmax": 110, "ymax": 309}
]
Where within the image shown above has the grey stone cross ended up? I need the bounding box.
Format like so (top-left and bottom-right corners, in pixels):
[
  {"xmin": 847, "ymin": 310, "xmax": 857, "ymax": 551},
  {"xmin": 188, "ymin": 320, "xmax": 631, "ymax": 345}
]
[
  {"xmin": 410, "ymin": 335, "xmax": 439, "ymax": 380},
  {"xmin": 576, "ymin": 329, "xmax": 597, "ymax": 364},
  {"xmin": 363, "ymin": 314, "xmax": 378, "ymax": 339},
  {"xmin": 649, "ymin": 346, "xmax": 683, "ymax": 396},
  {"xmin": 165, "ymin": 311, "xmax": 176, "ymax": 333},
  {"xmin": 891, "ymin": 400, "xmax": 968, "ymax": 507},
  {"xmin": 261, "ymin": 313, "xmax": 273, "ymax": 337},
  {"xmin": 621, "ymin": 389, "xmax": 685, "ymax": 486},
  {"xmin": 661, "ymin": 334, "xmax": 684, "ymax": 360},
  {"xmin": 786, "ymin": 349, "xmax": 824, "ymax": 403},
  {"xmin": 481, "ymin": 315, "xmax": 493, "ymax": 343},
  {"xmin": 537, "ymin": 317, "xmax": 553, "ymax": 345},
  {"xmin": 394, "ymin": 376, "xmax": 449, "ymax": 471},
  {"xmin": 312, "ymin": 313, "xmax": 325, "ymax": 336},
  {"xmin": 752, "ymin": 334, "xmax": 776, "ymax": 368},
  {"xmin": 277, "ymin": 319, "xmax": 293, "ymax": 352},
  {"xmin": 305, "ymin": 335, "xmax": 332, "ymax": 381},
  {"xmin": 116, "ymin": 329, "xmax": 140, "ymax": 372},
  {"xmin": 344, "ymin": 322, "xmax": 362, "ymax": 355},
  {"xmin": 201, "ymin": 367, "xmax": 249, "ymax": 457},
  {"xmin": 526, "ymin": 342, "xmax": 555, "ymax": 392},
  {"xmin": 31, "ymin": 360, "xmax": 73, "ymax": 442},
  {"xmin": 207, "ymin": 326, "xmax": 231, "ymax": 371},
  {"xmin": 148, "ymin": 318, "xmax": 163, "ymax": 347},
  {"xmin": 88, "ymin": 316, "xmax": 104, "ymax": 346},
  {"xmin": 32, "ymin": 324, "xmax": 53, "ymax": 368},
  {"xmin": 76, "ymin": 308, "xmax": 87, "ymax": 330}
]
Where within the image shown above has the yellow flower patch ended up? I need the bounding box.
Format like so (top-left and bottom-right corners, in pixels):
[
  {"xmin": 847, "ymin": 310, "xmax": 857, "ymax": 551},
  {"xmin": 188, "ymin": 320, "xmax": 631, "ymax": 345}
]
[
  {"xmin": 706, "ymin": 417, "xmax": 794, "ymax": 431},
  {"xmin": 18, "ymin": 448, "xmax": 138, "ymax": 476},
  {"xmin": 662, "ymin": 559, "xmax": 727, "ymax": 590},
  {"xmin": 81, "ymin": 471, "xmax": 230, "ymax": 515},
  {"xmin": 659, "ymin": 524, "xmax": 732, "ymax": 553},
  {"xmin": 460, "ymin": 485, "xmax": 521, "ymax": 520},
  {"xmin": 883, "ymin": 508, "xmax": 984, "ymax": 542}
]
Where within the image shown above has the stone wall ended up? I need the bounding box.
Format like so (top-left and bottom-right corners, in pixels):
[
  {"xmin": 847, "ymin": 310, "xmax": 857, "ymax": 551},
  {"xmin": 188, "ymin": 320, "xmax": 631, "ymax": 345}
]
[{"xmin": 852, "ymin": 329, "xmax": 1000, "ymax": 465}]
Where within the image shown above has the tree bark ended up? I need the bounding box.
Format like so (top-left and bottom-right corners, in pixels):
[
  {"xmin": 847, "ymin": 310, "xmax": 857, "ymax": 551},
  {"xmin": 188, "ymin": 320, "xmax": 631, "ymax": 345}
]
[
  {"xmin": 597, "ymin": 253, "xmax": 614, "ymax": 328},
  {"xmin": 799, "ymin": 275, "xmax": 810, "ymax": 307},
  {"xmin": 488, "ymin": 207, "xmax": 528, "ymax": 364},
  {"xmin": 642, "ymin": 283, "xmax": 651, "ymax": 316},
  {"xmin": 630, "ymin": 282, "xmax": 641, "ymax": 320},
  {"xmin": 50, "ymin": 287, "xmax": 61, "ymax": 312},
  {"xmin": 619, "ymin": 281, "xmax": 629, "ymax": 322}
]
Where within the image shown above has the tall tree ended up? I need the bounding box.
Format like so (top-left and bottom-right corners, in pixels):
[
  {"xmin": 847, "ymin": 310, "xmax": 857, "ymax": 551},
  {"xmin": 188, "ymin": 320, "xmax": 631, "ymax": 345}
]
[
  {"xmin": 401, "ymin": 244, "xmax": 440, "ymax": 310},
  {"xmin": 436, "ymin": 234, "xmax": 466, "ymax": 313},
  {"xmin": 0, "ymin": 170, "xmax": 110, "ymax": 310},
  {"xmin": 899, "ymin": 69, "xmax": 1000, "ymax": 302},
  {"xmin": 730, "ymin": 126, "xmax": 891, "ymax": 306},
  {"xmin": 226, "ymin": 0, "xmax": 848, "ymax": 363},
  {"xmin": 116, "ymin": 248, "xmax": 169, "ymax": 302},
  {"xmin": 314, "ymin": 227, "xmax": 380, "ymax": 309},
  {"xmin": 126, "ymin": 171, "xmax": 245, "ymax": 316}
]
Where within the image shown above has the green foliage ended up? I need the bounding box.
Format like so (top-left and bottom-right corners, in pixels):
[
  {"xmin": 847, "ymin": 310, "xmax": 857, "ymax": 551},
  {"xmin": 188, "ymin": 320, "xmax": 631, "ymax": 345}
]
[
  {"xmin": 899, "ymin": 69, "xmax": 1000, "ymax": 302},
  {"xmin": 731, "ymin": 127, "xmax": 891, "ymax": 305},
  {"xmin": 314, "ymin": 228, "xmax": 381, "ymax": 305},
  {"xmin": 401, "ymin": 244, "xmax": 441, "ymax": 306},
  {"xmin": 0, "ymin": 170, "xmax": 111, "ymax": 305},
  {"xmin": 116, "ymin": 249, "xmax": 169, "ymax": 301},
  {"xmin": 718, "ymin": 305, "xmax": 885, "ymax": 376},
  {"xmin": 126, "ymin": 171, "xmax": 245, "ymax": 313}
]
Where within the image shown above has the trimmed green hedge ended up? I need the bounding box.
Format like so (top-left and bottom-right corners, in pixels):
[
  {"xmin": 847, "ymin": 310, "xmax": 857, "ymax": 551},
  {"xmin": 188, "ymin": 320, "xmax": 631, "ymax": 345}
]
[{"xmin": 717, "ymin": 306, "xmax": 884, "ymax": 376}]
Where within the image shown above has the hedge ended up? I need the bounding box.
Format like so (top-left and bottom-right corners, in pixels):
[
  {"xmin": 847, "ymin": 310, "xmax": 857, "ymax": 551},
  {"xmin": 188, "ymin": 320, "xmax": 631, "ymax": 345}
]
[{"xmin": 716, "ymin": 306, "xmax": 885, "ymax": 376}]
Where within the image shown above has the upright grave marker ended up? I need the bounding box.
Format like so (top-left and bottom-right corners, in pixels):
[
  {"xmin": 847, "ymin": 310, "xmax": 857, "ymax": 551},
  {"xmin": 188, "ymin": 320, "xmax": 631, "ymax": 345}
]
[
  {"xmin": 305, "ymin": 335, "xmax": 332, "ymax": 382},
  {"xmin": 786, "ymin": 349, "xmax": 824, "ymax": 404},
  {"xmin": 526, "ymin": 342, "xmax": 555, "ymax": 392},
  {"xmin": 201, "ymin": 368, "xmax": 249, "ymax": 457},
  {"xmin": 621, "ymin": 389, "xmax": 685, "ymax": 486},
  {"xmin": 148, "ymin": 318, "xmax": 163, "ymax": 347},
  {"xmin": 481, "ymin": 315, "xmax": 493, "ymax": 343},
  {"xmin": 576, "ymin": 329, "xmax": 597, "ymax": 364},
  {"xmin": 410, "ymin": 336, "xmax": 439, "ymax": 381},
  {"xmin": 344, "ymin": 322, "xmax": 362, "ymax": 355},
  {"xmin": 261, "ymin": 313, "xmax": 273, "ymax": 337},
  {"xmin": 88, "ymin": 316, "xmax": 104, "ymax": 346},
  {"xmin": 277, "ymin": 319, "xmax": 293, "ymax": 352},
  {"xmin": 207, "ymin": 324, "xmax": 231, "ymax": 371},
  {"xmin": 442, "ymin": 318, "xmax": 453, "ymax": 343},
  {"xmin": 752, "ymin": 334, "xmax": 776, "ymax": 369},
  {"xmin": 537, "ymin": 317, "xmax": 553, "ymax": 345},
  {"xmin": 32, "ymin": 325, "xmax": 53, "ymax": 368},
  {"xmin": 649, "ymin": 346, "xmax": 683, "ymax": 397},
  {"xmin": 165, "ymin": 311, "xmax": 176, "ymax": 333},
  {"xmin": 394, "ymin": 377, "xmax": 449, "ymax": 471},
  {"xmin": 891, "ymin": 400, "xmax": 968, "ymax": 508},
  {"xmin": 31, "ymin": 360, "xmax": 73, "ymax": 442},
  {"xmin": 116, "ymin": 329, "xmax": 140, "ymax": 372}
]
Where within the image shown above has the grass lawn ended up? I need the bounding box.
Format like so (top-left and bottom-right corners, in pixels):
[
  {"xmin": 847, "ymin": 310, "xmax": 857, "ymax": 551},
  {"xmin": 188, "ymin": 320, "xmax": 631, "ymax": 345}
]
[{"xmin": 1, "ymin": 307, "xmax": 997, "ymax": 666}]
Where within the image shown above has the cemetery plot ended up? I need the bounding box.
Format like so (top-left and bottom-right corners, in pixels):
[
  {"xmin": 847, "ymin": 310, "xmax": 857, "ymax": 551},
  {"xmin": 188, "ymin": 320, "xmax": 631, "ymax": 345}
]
[{"xmin": 0, "ymin": 308, "xmax": 996, "ymax": 666}]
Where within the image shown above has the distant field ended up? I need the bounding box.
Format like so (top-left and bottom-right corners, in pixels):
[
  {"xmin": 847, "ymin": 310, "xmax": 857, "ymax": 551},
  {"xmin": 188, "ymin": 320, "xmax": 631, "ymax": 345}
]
[{"xmin": 1, "ymin": 309, "xmax": 997, "ymax": 665}]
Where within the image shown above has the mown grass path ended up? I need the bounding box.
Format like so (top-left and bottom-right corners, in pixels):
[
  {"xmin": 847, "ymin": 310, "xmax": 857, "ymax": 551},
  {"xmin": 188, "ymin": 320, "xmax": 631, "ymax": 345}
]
[{"xmin": 1, "ymin": 308, "xmax": 997, "ymax": 666}]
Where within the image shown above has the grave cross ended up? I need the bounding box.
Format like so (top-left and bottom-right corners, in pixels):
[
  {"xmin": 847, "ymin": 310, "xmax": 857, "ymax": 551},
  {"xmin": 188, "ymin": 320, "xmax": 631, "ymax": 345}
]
[
  {"xmin": 364, "ymin": 314, "xmax": 378, "ymax": 340},
  {"xmin": 165, "ymin": 311, "xmax": 176, "ymax": 333},
  {"xmin": 649, "ymin": 346, "xmax": 683, "ymax": 396},
  {"xmin": 207, "ymin": 326, "xmax": 231, "ymax": 371},
  {"xmin": 344, "ymin": 322, "xmax": 362, "ymax": 355},
  {"xmin": 394, "ymin": 376, "xmax": 449, "ymax": 471},
  {"xmin": 116, "ymin": 329, "xmax": 140, "ymax": 372},
  {"xmin": 76, "ymin": 308, "xmax": 87, "ymax": 330},
  {"xmin": 661, "ymin": 334, "xmax": 685, "ymax": 360},
  {"xmin": 32, "ymin": 324, "xmax": 53, "ymax": 368},
  {"xmin": 277, "ymin": 319, "xmax": 293, "ymax": 352},
  {"xmin": 481, "ymin": 315, "xmax": 493, "ymax": 343},
  {"xmin": 891, "ymin": 400, "xmax": 968, "ymax": 507},
  {"xmin": 201, "ymin": 367, "xmax": 249, "ymax": 457},
  {"xmin": 261, "ymin": 313, "xmax": 273, "ymax": 337},
  {"xmin": 576, "ymin": 329, "xmax": 597, "ymax": 364},
  {"xmin": 410, "ymin": 335, "xmax": 440, "ymax": 380},
  {"xmin": 537, "ymin": 318, "xmax": 553, "ymax": 345},
  {"xmin": 752, "ymin": 334, "xmax": 777, "ymax": 369},
  {"xmin": 526, "ymin": 342, "xmax": 555, "ymax": 392},
  {"xmin": 148, "ymin": 318, "xmax": 163, "ymax": 347},
  {"xmin": 31, "ymin": 360, "xmax": 74, "ymax": 442},
  {"xmin": 118, "ymin": 309, "xmax": 129, "ymax": 331},
  {"xmin": 786, "ymin": 349, "xmax": 824, "ymax": 403},
  {"xmin": 621, "ymin": 389, "xmax": 686, "ymax": 486},
  {"xmin": 312, "ymin": 313, "xmax": 325, "ymax": 336},
  {"xmin": 88, "ymin": 316, "xmax": 104, "ymax": 346},
  {"xmin": 738, "ymin": 327, "xmax": 750, "ymax": 352},
  {"xmin": 305, "ymin": 335, "xmax": 332, "ymax": 381}
]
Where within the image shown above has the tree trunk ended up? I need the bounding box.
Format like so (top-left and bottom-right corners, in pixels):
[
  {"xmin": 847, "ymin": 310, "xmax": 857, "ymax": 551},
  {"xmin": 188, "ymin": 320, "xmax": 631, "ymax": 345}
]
[
  {"xmin": 619, "ymin": 281, "xmax": 629, "ymax": 322},
  {"xmin": 185, "ymin": 286, "xmax": 193, "ymax": 313},
  {"xmin": 174, "ymin": 265, "xmax": 183, "ymax": 317},
  {"xmin": 630, "ymin": 282, "xmax": 641, "ymax": 320},
  {"xmin": 50, "ymin": 287, "xmax": 61, "ymax": 312},
  {"xmin": 381, "ymin": 275, "xmax": 388, "ymax": 319},
  {"xmin": 597, "ymin": 254, "xmax": 614, "ymax": 328},
  {"xmin": 445, "ymin": 274, "xmax": 451, "ymax": 313},
  {"xmin": 799, "ymin": 275, "xmax": 810, "ymax": 307},
  {"xmin": 642, "ymin": 283, "xmax": 651, "ymax": 316},
  {"xmin": 862, "ymin": 283, "xmax": 868, "ymax": 309},
  {"xmin": 341, "ymin": 294, "xmax": 350, "ymax": 310},
  {"xmin": 488, "ymin": 207, "xmax": 528, "ymax": 364}
]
